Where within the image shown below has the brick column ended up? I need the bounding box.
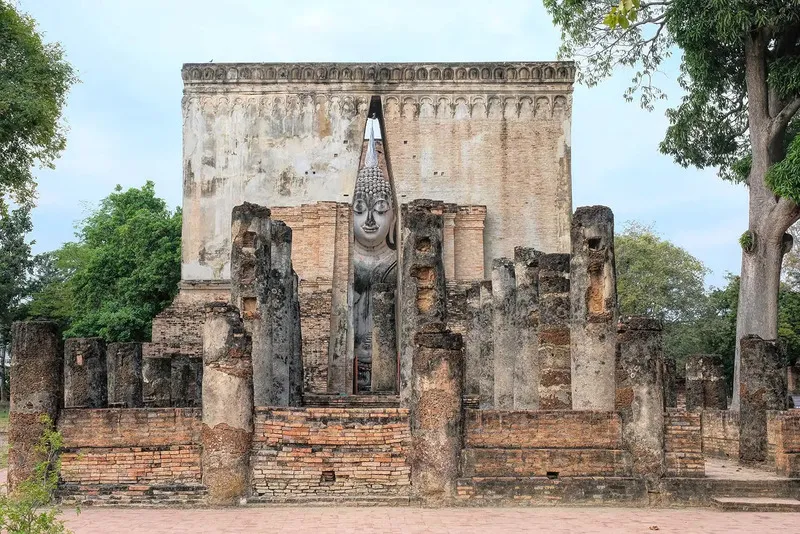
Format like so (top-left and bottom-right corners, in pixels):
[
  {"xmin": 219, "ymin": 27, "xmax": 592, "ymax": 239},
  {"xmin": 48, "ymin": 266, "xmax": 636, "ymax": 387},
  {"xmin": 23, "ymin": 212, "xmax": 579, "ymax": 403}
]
[
  {"xmin": 739, "ymin": 335, "xmax": 786, "ymax": 463},
  {"xmin": 8, "ymin": 321, "xmax": 62, "ymax": 492},
  {"xmin": 617, "ymin": 317, "xmax": 664, "ymax": 482},
  {"xmin": 453, "ymin": 206, "xmax": 486, "ymax": 281},
  {"xmin": 202, "ymin": 303, "xmax": 253, "ymax": 505},
  {"xmin": 538, "ymin": 253, "xmax": 571, "ymax": 409},
  {"xmin": 64, "ymin": 337, "xmax": 107, "ymax": 408},
  {"xmin": 685, "ymin": 354, "xmax": 726, "ymax": 410},
  {"xmin": 411, "ymin": 328, "xmax": 464, "ymax": 504},
  {"xmin": 491, "ymin": 258, "xmax": 517, "ymax": 409},
  {"xmin": 142, "ymin": 357, "xmax": 171, "ymax": 407},
  {"xmin": 514, "ymin": 247, "xmax": 542, "ymax": 409},
  {"xmin": 106, "ymin": 342, "xmax": 143, "ymax": 408},
  {"xmin": 400, "ymin": 200, "xmax": 447, "ymax": 405},
  {"xmin": 570, "ymin": 206, "xmax": 617, "ymax": 411}
]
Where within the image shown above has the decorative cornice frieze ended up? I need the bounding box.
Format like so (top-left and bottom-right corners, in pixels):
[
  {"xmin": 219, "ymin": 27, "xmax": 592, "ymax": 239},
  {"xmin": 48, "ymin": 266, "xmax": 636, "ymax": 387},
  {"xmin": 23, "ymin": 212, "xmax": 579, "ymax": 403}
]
[
  {"xmin": 182, "ymin": 62, "xmax": 575, "ymax": 86},
  {"xmin": 182, "ymin": 94, "xmax": 571, "ymax": 122}
]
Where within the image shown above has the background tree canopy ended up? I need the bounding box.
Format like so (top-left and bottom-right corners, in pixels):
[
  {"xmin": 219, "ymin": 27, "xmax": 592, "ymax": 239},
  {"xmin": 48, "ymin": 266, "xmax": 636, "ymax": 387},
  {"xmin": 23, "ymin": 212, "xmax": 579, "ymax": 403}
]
[
  {"xmin": 616, "ymin": 222, "xmax": 800, "ymax": 390},
  {"xmin": 0, "ymin": 1, "xmax": 76, "ymax": 210},
  {"xmin": 28, "ymin": 181, "xmax": 181, "ymax": 342}
]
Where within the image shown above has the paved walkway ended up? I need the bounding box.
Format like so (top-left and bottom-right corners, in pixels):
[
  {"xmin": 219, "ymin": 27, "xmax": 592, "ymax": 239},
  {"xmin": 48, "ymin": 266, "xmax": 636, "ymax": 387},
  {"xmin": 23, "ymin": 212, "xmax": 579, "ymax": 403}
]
[{"xmin": 61, "ymin": 507, "xmax": 800, "ymax": 533}]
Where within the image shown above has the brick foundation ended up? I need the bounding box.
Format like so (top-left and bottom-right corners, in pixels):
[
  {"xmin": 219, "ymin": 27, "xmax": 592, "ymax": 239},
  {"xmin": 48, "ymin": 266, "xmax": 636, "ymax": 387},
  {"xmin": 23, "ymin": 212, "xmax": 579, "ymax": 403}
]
[
  {"xmin": 466, "ymin": 410, "xmax": 623, "ymax": 449},
  {"xmin": 768, "ymin": 411, "xmax": 800, "ymax": 477},
  {"xmin": 664, "ymin": 411, "xmax": 704, "ymax": 477},
  {"xmin": 57, "ymin": 408, "xmax": 205, "ymax": 504},
  {"xmin": 701, "ymin": 410, "xmax": 739, "ymax": 459},
  {"xmin": 250, "ymin": 407, "xmax": 411, "ymax": 501}
]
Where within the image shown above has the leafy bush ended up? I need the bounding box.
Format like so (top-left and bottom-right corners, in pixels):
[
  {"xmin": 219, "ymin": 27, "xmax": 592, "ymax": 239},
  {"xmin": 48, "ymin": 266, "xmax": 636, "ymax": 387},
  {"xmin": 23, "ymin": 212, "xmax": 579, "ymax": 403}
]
[{"xmin": 0, "ymin": 415, "xmax": 73, "ymax": 534}]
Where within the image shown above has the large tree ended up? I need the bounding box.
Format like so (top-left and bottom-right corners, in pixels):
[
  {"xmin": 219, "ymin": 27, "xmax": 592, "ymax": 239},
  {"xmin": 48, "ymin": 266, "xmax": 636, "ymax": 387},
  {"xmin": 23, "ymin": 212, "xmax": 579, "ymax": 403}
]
[
  {"xmin": 544, "ymin": 0, "xmax": 800, "ymax": 408},
  {"xmin": 0, "ymin": 1, "xmax": 76, "ymax": 209},
  {"xmin": 28, "ymin": 182, "xmax": 181, "ymax": 342}
]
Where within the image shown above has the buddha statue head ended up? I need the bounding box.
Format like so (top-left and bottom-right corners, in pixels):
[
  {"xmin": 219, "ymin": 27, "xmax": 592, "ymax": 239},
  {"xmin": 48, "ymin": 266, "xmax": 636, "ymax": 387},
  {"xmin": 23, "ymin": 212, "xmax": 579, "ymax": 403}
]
[{"xmin": 353, "ymin": 120, "xmax": 395, "ymax": 250}]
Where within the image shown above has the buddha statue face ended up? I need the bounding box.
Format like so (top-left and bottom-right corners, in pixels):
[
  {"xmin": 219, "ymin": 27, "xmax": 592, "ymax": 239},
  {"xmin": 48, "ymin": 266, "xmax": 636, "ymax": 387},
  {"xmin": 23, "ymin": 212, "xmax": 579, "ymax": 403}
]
[
  {"xmin": 353, "ymin": 190, "xmax": 394, "ymax": 249},
  {"xmin": 353, "ymin": 165, "xmax": 394, "ymax": 249}
]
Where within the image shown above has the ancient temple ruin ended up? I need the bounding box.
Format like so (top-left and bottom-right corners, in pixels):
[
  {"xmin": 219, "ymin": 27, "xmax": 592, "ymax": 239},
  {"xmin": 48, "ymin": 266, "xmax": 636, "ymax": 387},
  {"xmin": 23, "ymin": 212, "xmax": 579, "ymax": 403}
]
[{"xmin": 8, "ymin": 62, "xmax": 800, "ymax": 508}]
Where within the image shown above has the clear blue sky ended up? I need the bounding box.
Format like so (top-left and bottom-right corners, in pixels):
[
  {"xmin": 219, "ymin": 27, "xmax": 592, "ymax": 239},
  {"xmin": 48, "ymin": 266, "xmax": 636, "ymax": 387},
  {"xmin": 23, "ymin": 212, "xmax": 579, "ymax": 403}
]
[{"xmin": 19, "ymin": 0, "xmax": 748, "ymax": 288}]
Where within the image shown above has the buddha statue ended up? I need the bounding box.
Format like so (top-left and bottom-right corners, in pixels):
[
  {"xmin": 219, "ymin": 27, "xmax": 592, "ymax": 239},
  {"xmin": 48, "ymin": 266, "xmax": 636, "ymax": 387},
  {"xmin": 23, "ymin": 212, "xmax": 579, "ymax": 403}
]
[{"xmin": 352, "ymin": 118, "xmax": 397, "ymax": 393}]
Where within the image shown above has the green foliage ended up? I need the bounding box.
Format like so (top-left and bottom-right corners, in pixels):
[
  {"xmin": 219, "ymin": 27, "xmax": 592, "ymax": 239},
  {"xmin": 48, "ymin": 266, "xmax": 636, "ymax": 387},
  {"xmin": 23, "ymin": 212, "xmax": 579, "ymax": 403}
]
[
  {"xmin": 616, "ymin": 222, "xmax": 708, "ymax": 321},
  {"xmin": 544, "ymin": 0, "xmax": 800, "ymax": 183},
  {"xmin": 0, "ymin": 204, "xmax": 34, "ymax": 345},
  {"xmin": 28, "ymin": 182, "xmax": 181, "ymax": 342},
  {"xmin": 766, "ymin": 132, "xmax": 800, "ymax": 205},
  {"xmin": 0, "ymin": 2, "xmax": 77, "ymax": 209},
  {"xmin": 615, "ymin": 222, "xmax": 718, "ymax": 370},
  {"xmin": 543, "ymin": 0, "xmax": 672, "ymax": 110},
  {"xmin": 604, "ymin": 0, "xmax": 641, "ymax": 29},
  {"xmin": 0, "ymin": 415, "xmax": 72, "ymax": 534},
  {"xmin": 739, "ymin": 230, "xmax": 754, "ymax": 252}
]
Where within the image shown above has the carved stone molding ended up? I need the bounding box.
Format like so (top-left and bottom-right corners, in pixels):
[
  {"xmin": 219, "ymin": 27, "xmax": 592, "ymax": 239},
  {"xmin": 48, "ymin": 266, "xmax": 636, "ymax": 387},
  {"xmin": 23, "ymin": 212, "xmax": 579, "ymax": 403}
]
[
  {"xmin": 182, "ymin": 62, "xmax": 575, "ymax": 86},
  {"xmin": 182, "ymin": 94, "xmax": 571, "ymax": 122}
]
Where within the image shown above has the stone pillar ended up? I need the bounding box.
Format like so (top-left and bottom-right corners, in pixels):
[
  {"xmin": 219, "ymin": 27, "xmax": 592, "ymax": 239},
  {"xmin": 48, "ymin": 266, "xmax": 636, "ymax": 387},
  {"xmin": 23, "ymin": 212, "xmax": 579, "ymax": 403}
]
[
  {"xmin": 685, "ymin": 354, "xmax": 727, "ymax": 410},
  {"xmin": 514, "ymin": 247, "xmax": 542, "ymax": 409},
  {"xmin": 106, "ymin": 342, "xmax": 143, "ymax": 408},
  {"xmin": 202, "ymin": 302, "xmax": 254, "ymax": 505},
  {"xmin": 171, "ymin": 356, "xmax": 203, "ymax": 407},
  {"xmin": 570, "ymin": 206, "xmax": 617, "ymax": 411},
  {"xmin": 739, "ymin": 335, "xmax": 787, "ymax": 463},
  {"xmin": 8, "ymin": 321, "xmax": 62, "ymax": 492},
  {"xmin": 289, "ymin": 272, "xmax": 303, "ymax": 406},
  {"xmin": 617, "ymin": 317, "xmax": 664, "ymax": 482},
  {"xmin": 491, "ymin": 258, "xmax": 517, "ymax": 409},
  {"xmin": 269, "ymin": 221, "xmax": 298, "ymax": 406},
  {"xmin": 411, "ymin": 328, "xmax": 464, "ymax": 504},
  {"xmin": 478, "ymin": 281, "xmax": 495, "ymax": 408},
  {"xmin": 64, "ymin": 337, "xmax": 107, "ymax": 408},
  {"xmin": 230, "ymin": 202, "xmax": 272, "ymax": 406},
  {"xmin": 663, "ymin": 358, "xmax": 677, "ymax": 409},
  {"xmin": 442, "ymin": 207, "xmax": 457, "ymax": 281},
  {"xmin": 142, "ymin": 357, "xmax": 171, "ymax": 407},
  {"xmin": 400, "ymin": 200, "xmax": 447, "ymax": 405},
  {"xmin": 371, "ymin": 282, "xmax": 397, "ymax": 393},
  {"xmin": 464, "ymin": 282, "xmax": 482, "ymax": 397},
  {"xmin": 538, "ymin": 253, "xmax": 571, "ymax": 409}
]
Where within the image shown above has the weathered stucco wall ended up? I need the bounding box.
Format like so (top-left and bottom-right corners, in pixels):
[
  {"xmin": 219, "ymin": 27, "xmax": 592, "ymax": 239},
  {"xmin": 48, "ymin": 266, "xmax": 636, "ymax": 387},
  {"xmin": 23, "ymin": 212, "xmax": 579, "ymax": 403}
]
[{"xmin": 180, "ymin": 62, "xmax": 574, "ymax": 282}]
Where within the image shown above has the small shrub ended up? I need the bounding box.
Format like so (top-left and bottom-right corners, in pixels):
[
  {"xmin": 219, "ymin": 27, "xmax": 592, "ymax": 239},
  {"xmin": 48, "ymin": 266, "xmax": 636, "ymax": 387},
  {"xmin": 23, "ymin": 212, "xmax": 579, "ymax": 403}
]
[{"xmin": 0, "ymin": 415, "xmax": 73, "ymax": 534}]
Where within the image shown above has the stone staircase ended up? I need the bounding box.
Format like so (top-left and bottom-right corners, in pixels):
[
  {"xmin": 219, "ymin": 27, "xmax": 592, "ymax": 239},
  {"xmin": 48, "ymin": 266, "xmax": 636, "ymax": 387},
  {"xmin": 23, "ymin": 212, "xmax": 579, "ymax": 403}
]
[{"xmin": 456, "ymin": 410, "xmax": 642, "ymax": 504}]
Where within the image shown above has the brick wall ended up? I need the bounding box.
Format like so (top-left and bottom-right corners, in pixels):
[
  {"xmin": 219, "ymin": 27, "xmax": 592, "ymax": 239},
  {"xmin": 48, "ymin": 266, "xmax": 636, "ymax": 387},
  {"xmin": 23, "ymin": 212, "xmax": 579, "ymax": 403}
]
[
  {"xmin": 768, "ymin": 410, "xmax": 800, "ymax": 477},
  {"xmin": 701, "ymin": 410, "xmax": 739, "ymax": 459},
  {"xmin": 58, "ymin": 408, "xmax": 204, "ymax": 504},
  {"xmin": 664, "ymin": 411, "xmax": 704, "ymax": 477},
  {"xmin": 250, "ymin": 407, "xmax": 411, "ymax": 501},
  {"xmin": 465, "ymin": 410, "xmax": 624, "ymax": 449}
]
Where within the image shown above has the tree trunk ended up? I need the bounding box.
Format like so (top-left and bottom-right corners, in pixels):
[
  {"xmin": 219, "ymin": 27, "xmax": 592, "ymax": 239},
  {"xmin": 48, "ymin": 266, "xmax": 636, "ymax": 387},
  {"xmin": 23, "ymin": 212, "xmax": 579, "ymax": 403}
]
[
  {"xmin": 730, "ymin": 33, "xmax": 800, "ymax": 410},
  {"xmin": 731, "ymin": 219, "xmax": 785, "ymax": 410}
]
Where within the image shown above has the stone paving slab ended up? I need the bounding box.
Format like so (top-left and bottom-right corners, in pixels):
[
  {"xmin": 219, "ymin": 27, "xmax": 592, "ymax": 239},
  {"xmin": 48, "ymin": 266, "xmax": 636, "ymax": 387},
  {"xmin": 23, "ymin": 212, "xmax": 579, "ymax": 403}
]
[{"xmin": 61, "ymin": 506, "xmax": 800, "ymax": 533}]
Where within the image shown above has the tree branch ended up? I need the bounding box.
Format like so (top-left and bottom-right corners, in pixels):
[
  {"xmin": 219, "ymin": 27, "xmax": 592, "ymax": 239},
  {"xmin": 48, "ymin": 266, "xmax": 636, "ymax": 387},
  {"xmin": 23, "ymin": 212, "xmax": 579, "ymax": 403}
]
[
  {"xmin": 770, "ymin": 196, "xmax": 800, "ymax": 237},
  {"xmin": 770, "ymin": 97, "xmax": 800, "ymax": 139}
]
